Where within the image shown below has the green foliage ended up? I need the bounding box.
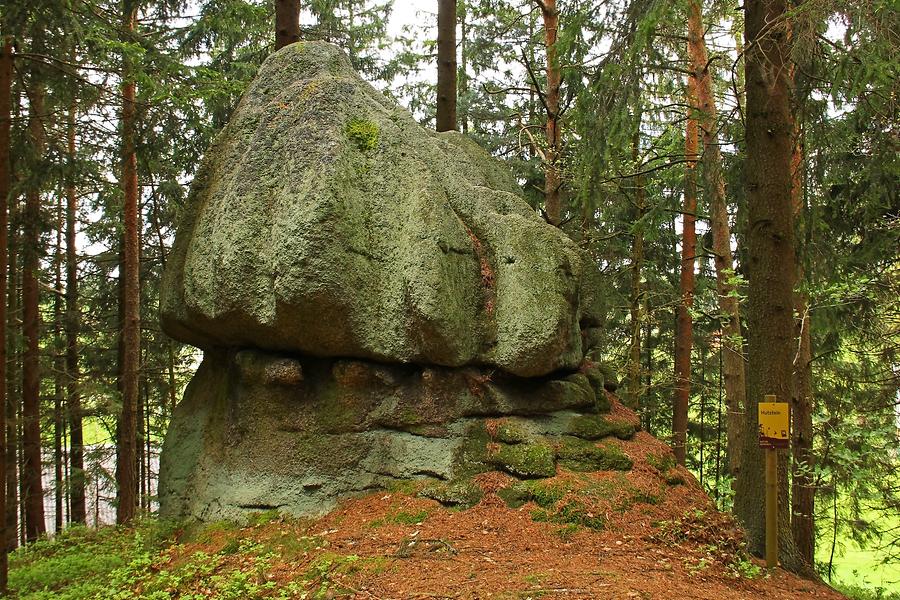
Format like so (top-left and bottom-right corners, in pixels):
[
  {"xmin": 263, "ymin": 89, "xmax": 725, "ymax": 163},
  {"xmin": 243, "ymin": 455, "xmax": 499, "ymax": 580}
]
[{"xmin": 9, "ymin": 521, "xmax": 179, "ymax": 599}]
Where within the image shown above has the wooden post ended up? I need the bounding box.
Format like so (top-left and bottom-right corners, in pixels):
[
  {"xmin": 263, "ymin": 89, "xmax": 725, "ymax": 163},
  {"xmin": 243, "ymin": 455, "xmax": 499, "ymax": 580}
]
[
  {"xmin": 759, "ymin": 392, "xmax": 787, "ymax": 568},
  {"xmin": 765, "ymin": 446, "xmax": 778, "ymax": 567}
]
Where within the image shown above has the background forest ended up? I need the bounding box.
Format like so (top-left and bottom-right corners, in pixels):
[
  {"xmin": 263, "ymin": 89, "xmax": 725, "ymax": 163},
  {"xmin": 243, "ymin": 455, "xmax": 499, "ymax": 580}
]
[{"xmin": 0, "ymin": 0, "xmax": 896, "ymax": 597}]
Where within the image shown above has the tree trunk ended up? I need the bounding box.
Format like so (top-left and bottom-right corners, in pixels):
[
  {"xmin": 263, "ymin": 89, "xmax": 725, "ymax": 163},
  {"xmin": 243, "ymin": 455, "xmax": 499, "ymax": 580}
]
[
  {"xmin": 0, "ymin": 35, "xmax": 12, "ymax": 593},
  {"xmin": 66, "ymin": 96, "xmax": 85, "ymax": 525},
  {"xmin": 274, "ymin": 0, "xmax": 301, "ymax": 50},
  {"xmin": 686, "ymin": 0, "xmax": 746, "ymax": 478},
  {"xmin": 459, "ymin": 1, "xmax": 468, "ymax": 134},
  {"xmin": 53, "ymin": 199, "xmax": 64, "ymax": 531},
  {"xmin": 116, "ymin": 5, "xmax": 140, "ymax": 524},
  {"xmin": 436, "ymin": 0, "xmax": 457, "ymax": 132},
  {"xmin": 790, "ymin": 122, "xmax": 815, "ymax": 565},
  {"xmin": 6, "ymin": 195, "xmax": 18, "ymax": 552},
  {"xmin": 22, "ymin": 80, "xmax": 46, "ymax": 543},
  {"xmin": 734, "ymin": 0, "xmax": 808, "ymax": 573},
  {"xmin": 537, "ymin": 0, "xmax": 561, "ymax": 226},
  {"xmin": 626, "ymin": 128, "xmax": 644, "ymax": 411},
  {"xmin": 673, "ymin": 74, "xmax": 698, "ymax": 466}
]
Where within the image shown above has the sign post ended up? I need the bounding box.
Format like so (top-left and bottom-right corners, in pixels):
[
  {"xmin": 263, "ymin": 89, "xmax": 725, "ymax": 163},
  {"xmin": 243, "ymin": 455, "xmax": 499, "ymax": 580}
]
[{"xmin": 758, "ymin": 394, "xmax": 789, "ymax": 568}]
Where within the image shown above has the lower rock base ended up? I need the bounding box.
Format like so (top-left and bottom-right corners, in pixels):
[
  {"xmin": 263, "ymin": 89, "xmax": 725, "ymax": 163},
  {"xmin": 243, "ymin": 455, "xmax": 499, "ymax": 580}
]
[{"xmin": 159, "ymin": 349, "xmax": 631, "ymax": 521}]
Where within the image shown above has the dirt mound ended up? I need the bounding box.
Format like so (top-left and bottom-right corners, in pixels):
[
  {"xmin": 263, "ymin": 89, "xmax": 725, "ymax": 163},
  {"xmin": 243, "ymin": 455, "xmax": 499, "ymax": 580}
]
[{"xmin": 160, "ymin": 397, "xmax": 844, "ymax": 599}]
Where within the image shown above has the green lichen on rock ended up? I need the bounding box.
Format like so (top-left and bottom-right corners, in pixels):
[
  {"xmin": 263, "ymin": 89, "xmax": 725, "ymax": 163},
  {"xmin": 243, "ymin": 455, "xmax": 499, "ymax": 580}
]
[
  {"xmin": 345, "ymin": 118, "xmax": 379, "ymax": 151},
  {"xmin": 566, "ymin": 414, "xmax": 635, "ymax": 441},
  {"xmin": 418, "ymin": 478, "xmax": 483, "ymax": 508},
  {"xmin": 555, "ymin": 437, "xmax": 633, "ymax": 472},
  {"xmin": 493, "ymin": 442, "xmax": 556, "ymax": 479},
  {"xmin": 160, "ymin": 40, "xmax": 603, "ymax": 379}
]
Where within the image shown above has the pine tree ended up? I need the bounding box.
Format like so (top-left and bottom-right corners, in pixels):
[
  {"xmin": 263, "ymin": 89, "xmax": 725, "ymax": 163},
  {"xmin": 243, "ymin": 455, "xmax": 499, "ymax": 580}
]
[
  {"xmin": 673, "ymin": 73, "xmax": 698, "ymax": 466},
  {"xmin": 116, "ymin": 1, "xmax": 140, "ymax": 524},
  {"xmin": 685, "ymin": 0, "xmax": 746, "ymax": 478},
  {"xmin": 22, "ymin": 64, "xmax": 46, "ymax": 543},
  {"xmin": 734, "ymin": 0, "xmax": 809, "ymax": 573},
  {"xmin": 0, "ymin": 34, "xmax": 12, "ymax": 595}
]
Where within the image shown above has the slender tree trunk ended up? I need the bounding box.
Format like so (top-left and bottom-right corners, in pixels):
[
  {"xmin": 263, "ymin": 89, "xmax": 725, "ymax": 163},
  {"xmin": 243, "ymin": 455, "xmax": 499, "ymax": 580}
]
[
  {"xmin": 66, "ymin": 96, "xmax": 85, "ymax": 525},
  {"xmin": 137, "ymin": 369, "xmax": 145, "ymax": 512},
  {"xmin": 53, "ymin": 200, "xmax": 63, "ymax": 531},
  {"xmin": 627, "ymin": 128, "xmax": 645, "ymax": 411},
  {"xmin": 436, "ymin": 0, "xmax": 457, "ymax": 132},
  {"xmin": 459, "ymin": 1, "xmax": 468, "ymax": 134},
  {"xmin": 673, "ymin": 75, "xmax": 698, "ymax": 466},
  {"xmin": 7, "ymin": 196, "xmax": 18, "ymax": 552},
  {"xmin": 686, "ymin": 0, "xmax": 746, "ymax": 478},
  {"xmin": 645, "ymin": 297, "xmax": 653, "ymax": 435},
  {"xmin": 23, "ymin": 81, "xmax": 46, "ymax": 543},
  {"xmin": 274, "ymin": 0, "xmax": 300, "ymax": 50},
  {"xmin": 116, "ymin": 5, "xmax": 140, "ymax": 524},
  {"xmin": 790, "ymin": 121, "xmax": 815, "ymax": 565},
  {"xmin": 536, "ymin": 0, "xmax": 561, "ymax": 226},
  {"xmin": 0, "ymin": 35, "xmax": 12, "ymax": 593},
  {"xmin": 734, "ymin": 0, "xmax": 808, "ymax": 573}
]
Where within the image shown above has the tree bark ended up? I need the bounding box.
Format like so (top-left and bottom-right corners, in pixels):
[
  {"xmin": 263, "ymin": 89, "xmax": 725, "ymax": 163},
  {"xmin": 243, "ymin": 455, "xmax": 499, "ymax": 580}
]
[
  {"xmin": 274, "ymin": 0, "xmax": 301, "ymax": 50},
  {"xmin": 6, "ymin": 193, "xmax": 18, "ymax": 552},
  {"xmin": 536, "ymin": 0, "xmax": 561, "ymax": 226},
  {"xmin": 686, "ymin": 0, "xmax": 746, "ymax": 478},
  {"xmin": 734, "ymin": 0, "xmax": 808, "ymax": 573},
  {"xmin": 673, "ymin": 74, "xmax": 698, "ymax": 466},
  {"xmin": 53, "ymin": 198, "xmax": 64, "ymax": 531},
  {"xmin": 436, "ymin": 0, "xmax": 457, "ymax": 132},
  {"xmin": 627, "ymin": 128, "xmax": 645, "ymax": 411},
  {"xmin": 22, "ymin": 79, "xmax": 46, "ymax": 543},
  {"xmin": 459, "ymin": 1, "xmax": 468, "ymax": 134},
  {"xmin": 66, "ymin": 96, "xmax": 85, "ymax": 525},
  {"xmin": 790, "ymin": 121, "xmax": 815, "ymax": 565},
  {"xmin": 116, "ymin": 5, "xmax": 140, "ymax": 524},
  {"xmin": 0, "ymin": 35, "xmax": 12, "ymax": 593}
]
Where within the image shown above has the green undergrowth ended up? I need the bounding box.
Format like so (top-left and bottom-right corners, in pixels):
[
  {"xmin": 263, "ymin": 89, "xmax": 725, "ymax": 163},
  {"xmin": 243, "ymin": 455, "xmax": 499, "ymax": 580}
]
[
  {"xmin": 9, "ymin": 520, "xmax": 179, "ymax": 599},
  {"xmin": 7, "ymin": 515, "xmax": 380, "ymax": 600}
]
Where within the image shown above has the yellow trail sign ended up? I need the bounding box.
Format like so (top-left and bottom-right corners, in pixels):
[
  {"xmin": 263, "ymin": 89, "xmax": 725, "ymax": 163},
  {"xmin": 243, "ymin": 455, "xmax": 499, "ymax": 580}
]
[{"xmin": 759, "ymin": 396, "xmax": 790, "ymax": 449}]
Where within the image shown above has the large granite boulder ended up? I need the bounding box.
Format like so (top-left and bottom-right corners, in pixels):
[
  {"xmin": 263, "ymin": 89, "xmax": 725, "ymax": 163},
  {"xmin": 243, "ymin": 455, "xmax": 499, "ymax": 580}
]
[
  {"xmin": 160, "ymin": 41, "xmax": 603, "ymax": 378},
  {"xmin": 159, "ymin": 42, "xmax": 619, "ymax": 522}
]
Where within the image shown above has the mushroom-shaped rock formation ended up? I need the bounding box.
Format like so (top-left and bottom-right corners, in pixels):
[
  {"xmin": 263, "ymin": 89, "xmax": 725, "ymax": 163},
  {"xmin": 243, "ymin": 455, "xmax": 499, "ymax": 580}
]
[{"xmin": 159, "ymin": 42, "xmax": 618, "ymax": 522}]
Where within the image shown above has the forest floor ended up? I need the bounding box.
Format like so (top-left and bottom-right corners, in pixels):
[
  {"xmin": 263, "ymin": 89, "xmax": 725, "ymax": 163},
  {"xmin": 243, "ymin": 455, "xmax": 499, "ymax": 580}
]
[{"xmin": 10, "ymin": 400, "xmax": 849, "ymax": 600}]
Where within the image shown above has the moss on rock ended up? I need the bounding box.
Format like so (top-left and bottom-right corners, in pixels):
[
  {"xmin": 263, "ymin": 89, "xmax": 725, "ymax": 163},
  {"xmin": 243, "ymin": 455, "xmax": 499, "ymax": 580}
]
[
  {"xmin": 566, "ymin": 414, "xmax": 636, "ymax": 441},
  {"xmin": 418, "ymin": 479, "xmax": 483, "ymax": 508},
  {"xmin": 493, "ymin": 442, "xmax": 556, "ymax": 479},
  {"xmin": 495, "ymin": 419, "xmax": 528, "ymax": 444},
  {"xmin": 497, "ymin": 479, "xmax": 570, "ymax": 509},
  {"xmin": 345, "ymin": 118, "xmax": 379, "ymax": 151},
  {"xmin": 555, "ymin": 437, "xmax": 633, "ymax": 472}
]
